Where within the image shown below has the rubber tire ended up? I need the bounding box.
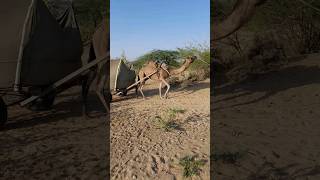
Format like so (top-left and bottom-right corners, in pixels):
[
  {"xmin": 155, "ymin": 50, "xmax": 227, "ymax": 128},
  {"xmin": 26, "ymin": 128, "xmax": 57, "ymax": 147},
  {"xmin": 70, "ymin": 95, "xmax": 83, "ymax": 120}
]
[
  {"xmin": 0, "ymin": 97, "xmax": 8, "ymax": 128},
  {"xmin": 120, "ymin": 89, "xmax": 128, "ymax": 96}
]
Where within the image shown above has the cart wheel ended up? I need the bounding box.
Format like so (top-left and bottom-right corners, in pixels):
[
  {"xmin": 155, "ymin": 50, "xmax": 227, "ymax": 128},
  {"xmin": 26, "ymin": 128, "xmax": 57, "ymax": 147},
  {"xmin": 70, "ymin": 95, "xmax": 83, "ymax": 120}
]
[
  {"xmin": 0, "ymin": 97, "xmax": 8, "ymax": 127},
  {"xmin": 119, "ymin": 89, "xmax": 127, "ymax": 96}
]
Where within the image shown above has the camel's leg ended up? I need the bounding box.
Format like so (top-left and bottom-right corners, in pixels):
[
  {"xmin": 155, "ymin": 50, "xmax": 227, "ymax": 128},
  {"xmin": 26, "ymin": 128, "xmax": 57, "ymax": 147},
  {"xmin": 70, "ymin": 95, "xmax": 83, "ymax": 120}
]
[
  {"xmin": 138, "ymin": 72, "xmax": 146, "ymax": 99},
  {"xmin": 135, "ymin": 85, "xmax": 139, "ymax": 98},
  {"xmin": 97, "ymin": 91, "xmax": 109, "ymax": 113},
  {"xmin": 96, "ymin": 75, "xmax": 109, "ymax": 113},
  {"xmin": 159, "ymin": 82, "xmax": 163, "ymax": 99},
  {"xmin": 82, "ymin": 70, "xmax": 97, "ymax": 118},
  {"xmin": 162, "ymin": 79, "xmax": 170, "ymax": 99},
  {"xmin": 139, "ymin": 84, "xmax": 146, "ymax": 100}
]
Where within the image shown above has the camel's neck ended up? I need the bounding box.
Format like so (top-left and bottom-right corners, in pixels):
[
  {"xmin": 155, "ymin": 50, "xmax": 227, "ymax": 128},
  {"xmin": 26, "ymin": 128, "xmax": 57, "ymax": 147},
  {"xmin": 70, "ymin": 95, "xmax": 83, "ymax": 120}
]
[{"xmin": 169, "ymin": 61, "xmax": 192, "ymax": 75}]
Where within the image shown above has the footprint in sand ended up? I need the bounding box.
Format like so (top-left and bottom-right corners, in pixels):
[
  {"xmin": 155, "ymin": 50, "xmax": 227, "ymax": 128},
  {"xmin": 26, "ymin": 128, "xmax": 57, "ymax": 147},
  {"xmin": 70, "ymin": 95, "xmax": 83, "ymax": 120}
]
[{"xmin": 147, "ymin": 155, "xmax": 169, "ymax": 176}]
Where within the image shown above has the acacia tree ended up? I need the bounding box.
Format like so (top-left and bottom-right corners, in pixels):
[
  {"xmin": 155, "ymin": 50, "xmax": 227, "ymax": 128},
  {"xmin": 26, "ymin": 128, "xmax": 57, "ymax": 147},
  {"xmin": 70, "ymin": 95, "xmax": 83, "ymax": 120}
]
[{"xmin": 133, "ymin": 50, "xmax": 180, "ymax": 70}]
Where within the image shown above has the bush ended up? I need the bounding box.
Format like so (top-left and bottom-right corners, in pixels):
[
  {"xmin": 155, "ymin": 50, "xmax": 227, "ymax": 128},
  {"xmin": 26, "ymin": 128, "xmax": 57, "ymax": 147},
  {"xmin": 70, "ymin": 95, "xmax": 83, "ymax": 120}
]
[
  {"xmin": 179, "ymin": 155, "xmax": 206, "ymax": 177},
  {"xmin": 212, "ymin": 0, "xmax": 320, "ymax": 84},
  {"xmin": 247, "ymin": 0, "xmax": 320, "ymax": 55},
  {"xmin": 133, "ymin": 50, "xmax": 180, "ymax": 70}
]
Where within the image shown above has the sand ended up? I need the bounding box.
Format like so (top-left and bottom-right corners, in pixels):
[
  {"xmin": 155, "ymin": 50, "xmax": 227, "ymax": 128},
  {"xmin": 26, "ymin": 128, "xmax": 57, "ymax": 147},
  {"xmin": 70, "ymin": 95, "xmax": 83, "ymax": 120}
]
[
  {"xmin": 212, "ymin": 54, "xmax": 320, "ymax": 180},
  {"xmin": 0, "ymin": 87, "xmax": 108, "ymax": 179},
  {"xmin": 111, "ymin": 79, "xmax": 210, "ymax": 179},
  {"xmin": 4, "ymin": 52, "xmax": 318, "ymax": 179},
  {"xmin": 0, "ymin": 78, "xmax": 210, "ymax": 179}
]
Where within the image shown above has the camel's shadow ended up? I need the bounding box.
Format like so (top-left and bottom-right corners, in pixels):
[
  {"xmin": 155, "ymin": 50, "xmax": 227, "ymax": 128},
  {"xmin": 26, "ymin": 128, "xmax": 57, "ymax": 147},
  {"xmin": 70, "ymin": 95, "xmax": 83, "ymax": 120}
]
[
  {"xmin": 141, "ymin": 81, "xmax": 210, "ymax": 98},
  {"xmin": 110, "ymin": 80, "xmax": 210, "ymax": 103}
]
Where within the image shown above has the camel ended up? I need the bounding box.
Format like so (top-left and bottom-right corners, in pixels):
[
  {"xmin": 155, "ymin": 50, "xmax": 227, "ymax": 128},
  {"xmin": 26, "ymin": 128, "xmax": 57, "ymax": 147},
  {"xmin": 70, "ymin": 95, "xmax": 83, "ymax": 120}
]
[
  {"xmin": 82, "ymin": 17, "xmax": 110, "ymax": 116},
  {"xmin": 138, "ymin": 56, "xmax": 197, "ymax": 99}
]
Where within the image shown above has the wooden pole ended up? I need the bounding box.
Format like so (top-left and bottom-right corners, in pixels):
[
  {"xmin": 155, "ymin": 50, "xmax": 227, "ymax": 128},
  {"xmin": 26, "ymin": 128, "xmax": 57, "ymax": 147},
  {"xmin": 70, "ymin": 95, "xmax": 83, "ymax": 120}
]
[
  {"xmin": 20, "ymin": 55, "xmax": 108, "ymax": 106},
  {"xmin": 114, "ymin": 70, "xmax": 158, "ymax": 96},
  {"xmin": 14, "ymin": 0, "xmax": 34, "ymax": 91}
]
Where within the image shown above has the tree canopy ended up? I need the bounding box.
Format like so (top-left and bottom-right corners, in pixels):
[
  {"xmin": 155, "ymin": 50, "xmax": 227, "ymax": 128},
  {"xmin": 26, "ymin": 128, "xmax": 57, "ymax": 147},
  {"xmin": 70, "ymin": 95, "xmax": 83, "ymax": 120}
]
[{"xmin": 133, "ymin": 50, "xmax": 180, "ymax": 70}]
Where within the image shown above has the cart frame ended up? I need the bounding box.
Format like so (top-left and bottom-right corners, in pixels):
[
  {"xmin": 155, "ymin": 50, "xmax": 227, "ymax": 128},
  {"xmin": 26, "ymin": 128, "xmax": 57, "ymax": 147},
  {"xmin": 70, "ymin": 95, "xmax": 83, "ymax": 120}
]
[{"xmin": 0, "ymin": 55, "xmax": 108, "ymax": 127}]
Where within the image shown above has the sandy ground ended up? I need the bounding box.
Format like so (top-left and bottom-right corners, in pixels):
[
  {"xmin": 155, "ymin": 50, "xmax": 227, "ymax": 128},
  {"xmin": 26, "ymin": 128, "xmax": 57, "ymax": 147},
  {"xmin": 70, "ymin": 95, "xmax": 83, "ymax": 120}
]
[
  {"xmin": 212, "ymin": 54, "xmax": 320, "ymax": 179},
  {"xmin": 3, "ymin": 53, "xmax": 319, "ymax": 179},
  {"xmin": 111, "ymin": 79, "xmax": 210, "ymax": 179},
  {"xmin": 0, "ymin": 87, "xmax": 108, "ymax": 179}
]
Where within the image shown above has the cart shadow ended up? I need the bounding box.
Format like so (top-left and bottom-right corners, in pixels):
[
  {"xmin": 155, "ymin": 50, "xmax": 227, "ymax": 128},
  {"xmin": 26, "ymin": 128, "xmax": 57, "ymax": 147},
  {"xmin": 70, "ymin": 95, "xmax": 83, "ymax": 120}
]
[
  {"xmin": 111, "ymin": 90, "xmax": 139, "ymax": 103},
  {"xmin": 110, "ymin": 81, "xmax": 210, "ymax": 103},
  {"xmin": 4, "ymin": 93, "xmax": 107, "ymax": 131}
]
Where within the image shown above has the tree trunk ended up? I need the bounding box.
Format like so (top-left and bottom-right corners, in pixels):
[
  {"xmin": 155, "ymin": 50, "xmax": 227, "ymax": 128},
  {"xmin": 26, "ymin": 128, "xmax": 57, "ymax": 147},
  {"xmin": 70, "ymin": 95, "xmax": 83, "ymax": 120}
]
[{"xmin": 212, "ymin": 0, "xmax": 268, "ymax": 41}]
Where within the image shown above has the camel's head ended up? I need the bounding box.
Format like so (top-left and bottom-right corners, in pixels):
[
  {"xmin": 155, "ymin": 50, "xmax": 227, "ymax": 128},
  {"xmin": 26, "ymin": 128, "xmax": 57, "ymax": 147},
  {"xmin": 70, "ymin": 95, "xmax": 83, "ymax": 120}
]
[{"xmin": 185, "ymin": 55, "xmax": 197, "ymax": 64}]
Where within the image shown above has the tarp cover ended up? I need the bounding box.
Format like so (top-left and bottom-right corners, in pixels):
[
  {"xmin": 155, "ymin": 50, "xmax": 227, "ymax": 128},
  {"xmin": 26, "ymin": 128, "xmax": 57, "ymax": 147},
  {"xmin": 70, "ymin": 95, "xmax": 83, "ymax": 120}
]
[
  {"xmin": 0, "ymin": 0, "xmax": 82, "ymax": 87},
  {"xmin": 110, "ymin": 59, "xmax": 136, "ymax": 91},
  {"xmin": 0, "ymin": 0, "xmax": 31, "ymax": 87}
]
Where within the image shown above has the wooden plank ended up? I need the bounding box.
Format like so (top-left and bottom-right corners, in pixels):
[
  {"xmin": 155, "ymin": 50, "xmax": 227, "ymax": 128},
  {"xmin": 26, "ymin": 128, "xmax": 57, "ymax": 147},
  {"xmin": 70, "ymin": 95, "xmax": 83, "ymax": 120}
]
[
  {"xmin": 114, "ymin": 69, "xmax": 158, "ymax": 96},
  {"xmin": 126, "ymin": 70, "xmax": 158, "ymax": 90},
  {"xmin": 20, "ymin": 55, "xmax": 108, "ymax": 106}
]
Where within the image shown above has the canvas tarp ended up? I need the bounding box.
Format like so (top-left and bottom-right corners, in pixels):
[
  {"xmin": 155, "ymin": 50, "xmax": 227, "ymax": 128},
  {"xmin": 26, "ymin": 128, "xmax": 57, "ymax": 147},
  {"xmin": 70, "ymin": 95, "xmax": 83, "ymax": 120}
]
[
  {"xmin": 0, "ymin": 0, "xmax": 31, "ymax": 87},
  {"xmin": 0, "ymin": 0, "xmax": 82, "ymax": 88},
  {"xmin": 110, "ymin": 59, "xmax": 136, "ymax": 91}
]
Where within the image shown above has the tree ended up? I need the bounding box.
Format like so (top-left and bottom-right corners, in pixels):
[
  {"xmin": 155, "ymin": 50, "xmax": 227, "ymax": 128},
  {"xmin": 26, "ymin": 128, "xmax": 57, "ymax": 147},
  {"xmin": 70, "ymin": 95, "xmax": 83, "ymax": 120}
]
[
  {"xmin": 133, "ymin": 50, "xmax": 180, "ymax": 70},
  {"xmin": 212, "ymin": 0, "xmax": 268, "ymax": 41}
]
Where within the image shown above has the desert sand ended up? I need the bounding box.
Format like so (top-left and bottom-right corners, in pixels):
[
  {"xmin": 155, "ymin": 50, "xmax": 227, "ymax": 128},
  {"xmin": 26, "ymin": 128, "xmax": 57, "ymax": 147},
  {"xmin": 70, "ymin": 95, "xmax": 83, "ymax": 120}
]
[
  {"xmin": 0, "ymin": 88, "xmax": 108, "ymax": 179},
  {"xmin": 111, "ymin": 79, "xmax": 210, "ymax": 179},
  {"xmin": 212, "ymin": 54, "xmax": 320, "ymax": 179}
]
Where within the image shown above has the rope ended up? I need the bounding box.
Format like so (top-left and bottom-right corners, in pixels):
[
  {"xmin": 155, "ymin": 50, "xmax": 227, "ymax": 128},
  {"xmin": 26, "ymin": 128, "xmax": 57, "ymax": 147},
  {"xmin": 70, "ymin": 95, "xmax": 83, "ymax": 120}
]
[{"xmin": 198, "ymin": 58, "xmax": 210, "ymax": 65}]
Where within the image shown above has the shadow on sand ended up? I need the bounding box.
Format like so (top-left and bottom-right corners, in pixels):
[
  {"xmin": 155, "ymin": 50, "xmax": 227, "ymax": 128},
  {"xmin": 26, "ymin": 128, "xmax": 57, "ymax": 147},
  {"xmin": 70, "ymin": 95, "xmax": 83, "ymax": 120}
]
[
  {"xmin": 3, "ymin": 94, "xmax": 107, "ymax": 131},
  {"xmin": 213, "ymin": 65, "xmax": 320, "ymax": 111},
  {"xmin": 247, "ymin": 162, "xmax": 320, "ymax": 180},
  {"xmin": 111, "ymin": 81, "xmax": 210, "ymax": 103}
]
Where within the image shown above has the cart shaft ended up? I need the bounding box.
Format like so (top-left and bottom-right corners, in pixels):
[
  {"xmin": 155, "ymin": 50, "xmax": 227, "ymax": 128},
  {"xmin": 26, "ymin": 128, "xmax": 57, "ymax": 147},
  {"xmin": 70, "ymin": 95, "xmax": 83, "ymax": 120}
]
[{"xmin": 20, "ymin": 55, "xmax": 108, "ymax": 106}]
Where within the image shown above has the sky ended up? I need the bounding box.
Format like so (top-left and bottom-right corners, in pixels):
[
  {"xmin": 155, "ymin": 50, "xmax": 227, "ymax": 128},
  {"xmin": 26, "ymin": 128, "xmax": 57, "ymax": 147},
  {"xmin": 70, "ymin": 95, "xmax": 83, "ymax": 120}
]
[{"xmin": 111, "ymin": 0, "xmax": 210, "ymax": 60}]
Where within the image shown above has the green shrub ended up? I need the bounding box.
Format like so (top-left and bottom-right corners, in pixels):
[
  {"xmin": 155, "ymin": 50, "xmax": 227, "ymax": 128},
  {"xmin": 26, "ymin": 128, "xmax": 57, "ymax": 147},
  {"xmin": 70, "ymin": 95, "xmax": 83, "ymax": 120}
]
[
  {"xmin": 133, "ymin": 50, "xmax": 180, "ymax": 70},
  {"xmin": 179, "ymin": 155, "xmax": 206, "ymax": 177}
]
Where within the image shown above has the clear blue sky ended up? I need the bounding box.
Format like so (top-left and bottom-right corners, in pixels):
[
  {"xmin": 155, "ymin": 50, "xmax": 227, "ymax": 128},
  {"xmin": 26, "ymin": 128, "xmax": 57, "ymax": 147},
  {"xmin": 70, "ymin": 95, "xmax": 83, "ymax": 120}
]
[{"xmin": 111, "ymin": 0, "xmax": 210, "ymax": 60}]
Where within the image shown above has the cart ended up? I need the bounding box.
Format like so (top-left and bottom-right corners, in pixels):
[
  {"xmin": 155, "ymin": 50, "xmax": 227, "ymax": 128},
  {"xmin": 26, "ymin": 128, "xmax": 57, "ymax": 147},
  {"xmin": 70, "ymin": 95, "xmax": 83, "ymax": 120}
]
[
  {"xmin": 0, "ymin": 0, "xmax": 108, "ymax": 127},
  {"xmin": 109, "ymin": 59, "xmax": 159, "ymax": 98},
  {"xmin": 110, "ymin": 59, "xmax": 137, "ymax": 96}
]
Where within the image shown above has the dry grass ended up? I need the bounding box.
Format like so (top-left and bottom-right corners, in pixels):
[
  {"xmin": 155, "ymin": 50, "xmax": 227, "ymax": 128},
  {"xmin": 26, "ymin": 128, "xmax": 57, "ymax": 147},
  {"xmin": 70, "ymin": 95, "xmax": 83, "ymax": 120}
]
[{"xmin": 152, "ymin": 107, "xmax": 186, "ymax": 132}]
